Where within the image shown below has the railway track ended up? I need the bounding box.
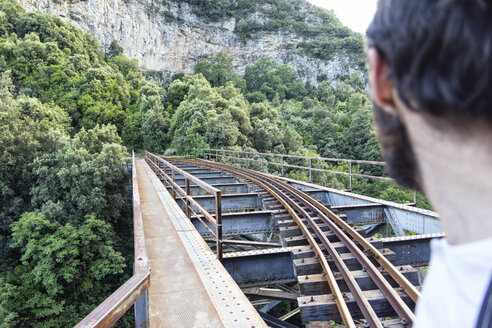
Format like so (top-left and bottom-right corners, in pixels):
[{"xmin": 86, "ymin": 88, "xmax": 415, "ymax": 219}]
[{"xmin": 168, "ymin": 158, "xmax": 421, "ymax": 327}]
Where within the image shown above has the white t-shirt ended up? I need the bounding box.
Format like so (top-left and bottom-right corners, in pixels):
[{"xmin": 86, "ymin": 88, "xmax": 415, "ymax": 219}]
[{"xmin": 414, "ymin": 236, "xmax": 492, "ymax": 328}]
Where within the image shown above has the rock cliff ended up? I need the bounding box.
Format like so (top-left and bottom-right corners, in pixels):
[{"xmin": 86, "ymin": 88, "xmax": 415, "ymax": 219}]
[{"xmin": 18, "ymin": 0, "xmax": 364, "ymax": 85}]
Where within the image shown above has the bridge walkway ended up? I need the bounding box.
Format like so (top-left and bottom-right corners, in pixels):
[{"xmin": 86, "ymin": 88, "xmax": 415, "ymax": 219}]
[{"xmin": 135, "ymin": 159, "xmax": 266, "ymax": 327}]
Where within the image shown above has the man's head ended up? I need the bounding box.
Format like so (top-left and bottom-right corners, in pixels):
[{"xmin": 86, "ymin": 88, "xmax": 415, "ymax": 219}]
[{"xmin": 366, "ymin": 0, "xmax": 492, "ymax": 191}]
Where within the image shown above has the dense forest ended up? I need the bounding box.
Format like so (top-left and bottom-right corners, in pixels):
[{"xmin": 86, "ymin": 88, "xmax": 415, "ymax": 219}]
[{"xmin": 0, "ymin": 0, "xmax": 429, "ymax": 326}]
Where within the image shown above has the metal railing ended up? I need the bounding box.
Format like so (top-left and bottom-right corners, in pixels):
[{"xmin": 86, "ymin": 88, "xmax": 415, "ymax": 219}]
[
  {"xmin": 75, "ymin": 151, "xmax": 150, "ymax": 328},
  {"xmin": 145, "ymin": 152, "xmax": 223, "ymax": 262},
  {"xmin": 205, "ymin": 149, "xmax": 417, "ymax": 205}
]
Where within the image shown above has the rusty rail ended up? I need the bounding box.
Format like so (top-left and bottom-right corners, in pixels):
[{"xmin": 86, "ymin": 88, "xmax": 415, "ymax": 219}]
[
  {"xmin": 205, "ymin": 148, "xmax": 418, "ymax": 206},
  {"xmin": 170, "ymin": 158, "xmax": 420, "ymax": 327},
  {"xmin": 144, "ymin": 152, "xmax": 223, "ymax": 262},
  {"xmin": 75, "ymin": 151, "xmax": 150, "ymax": 328}
]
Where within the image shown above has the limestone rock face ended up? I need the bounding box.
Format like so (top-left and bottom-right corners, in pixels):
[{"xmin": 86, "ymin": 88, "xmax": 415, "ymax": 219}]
[{"xmin": 18, "ymin": 0, "xmax": 360, "ymax": 85}]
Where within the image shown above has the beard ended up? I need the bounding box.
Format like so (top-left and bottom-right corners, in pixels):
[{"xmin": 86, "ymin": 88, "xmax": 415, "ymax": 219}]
[{"xmin": 373, "ymin": 104, "xmax": 422, "ymax": 191}]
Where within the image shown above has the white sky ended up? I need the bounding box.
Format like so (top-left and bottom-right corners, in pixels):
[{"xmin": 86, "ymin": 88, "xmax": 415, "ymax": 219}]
[{"xmin": 307, "ymin": 0, "xmax": 378, "ymax": 34}]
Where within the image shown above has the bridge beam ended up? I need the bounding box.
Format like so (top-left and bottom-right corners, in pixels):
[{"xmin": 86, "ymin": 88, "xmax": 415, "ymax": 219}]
[
  {"xmin": 192, "ymin": 211, "xmax": 275, "ymax": 237},
  {"xmin": 331, "ymin": 203, "xmax": 386, "ymax": 225},
  {"xmin": 167, "ymin": 183, "xmax": 249, "ymax": 196},
  {"xmin": 382, "ymin": 233, "xmax": 444, "ymax": 267},
  {"xmin": 298, "ymin": 289, "xmax": 414, "ymax": 323},
  {"xmin": 176, "ymin": 193, "xmax": 261, "ymax": 212},
  {"xmin": 222, "ymin": 248, "xmax": 296, "ymax": 287},
  {"xmin": 174, "ymin": 176, "xmax": 238, "ymax": 185}
]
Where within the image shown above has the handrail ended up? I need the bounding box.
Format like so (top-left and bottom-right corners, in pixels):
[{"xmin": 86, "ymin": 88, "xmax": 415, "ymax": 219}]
[
  {"xmin": 206, "ymin": 148, "xmax": 387, "ymax": 165},
  {"xmin": 205, "ymin": 148, "xmax": 417, "ymax": 206},
  {"xmin": 144, "ymin": 152, "xmax": 223, "ymax": 262},
  {"xmin": 75, "ymin": 151, "xmax": 150, "ymax": 327},
  {"xmin": 148, "ymin": 152, "xmax": 221, "ymax": 194}
]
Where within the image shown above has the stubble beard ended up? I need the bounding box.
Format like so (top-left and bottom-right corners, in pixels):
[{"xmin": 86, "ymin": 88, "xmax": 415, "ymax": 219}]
[{"xmin": 373, "ymin": 103, "xmax": 422, "ymax": 192}]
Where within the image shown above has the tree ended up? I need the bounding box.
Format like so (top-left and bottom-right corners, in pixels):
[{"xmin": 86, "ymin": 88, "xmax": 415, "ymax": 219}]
[
  {"xmin": 106, "ymin": 40, "xmax": 123, "ymax": 59},
  {"xmin": 168, "ymin": 75, "xmax": 251, "ymax": 156},
  {"xmin": 1, "ymin": 212, "xmax": 126, "ymax": 327},
  {"xmin": 0, "ymin": 71, "xmax": 70, "ymax": 270},
  {"xmin": 141, "ymin": 108, "xmax": 169, "ymax": 153},
  {"xmin": 244, "ymin": 57, "xmax": 307, "ymax": 101},
  {"xmin": 30, "ymin": 125, "xmax": 129, "ymax": 227},
  {"xmin": 194, "ymin": 52, "xmax": 234, "ymax": 87}
]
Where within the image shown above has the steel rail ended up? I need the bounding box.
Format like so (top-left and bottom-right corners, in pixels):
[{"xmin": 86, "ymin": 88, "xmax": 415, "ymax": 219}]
[
  {"xmin": 145, "ymin": 153, "xmax": 224, "ymax": 261},
  {"xmin": 200, "ymin": 157, "xmax": 421, "ymax": 303},
  {"xmin": 201, "ymin": 160, "xmax": 382, "ymax": 327},
  {"xmin": 215, "ymin": 158, "xmax": 420, "ymax": 305},
  {"xmin": 169, "ymin": 158, "xmax": 419, "ymax": 325},
  {"xmin": 262, "ymin": 176, "xmax": 382, "ymax": 327},
  {"xmin": 269, "ymin": 179, "xmax": 415, "ymax": 324},
  {"xmin": 74, "ymin": 272, "xmax": 150, "ymax": 328},
  {"xmin": 166, "ymin": 159, "xmax": 356, "ymax": 328},
  {"xmin": 287, "ymin": 182, "xmax": 421, "ymax": 303}
]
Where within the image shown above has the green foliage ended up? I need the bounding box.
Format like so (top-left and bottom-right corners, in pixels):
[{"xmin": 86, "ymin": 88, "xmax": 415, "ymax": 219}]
[
  {"xmin": 106, "ymin": 40, "xmax": 123, "ymax": 59},
  {"xmin": 168, "ymin": 75, "xmax": 252, "ymax": 156},
  {"xmin": 244, "ymin": 57, "xmax": 307, "ymax": 101},
  {"xmin": 0, "ymin": 3, "xmax": 167, "ymax": 149},
  {"xmin": 0, "ymin": 70, "xmax": 70, "ymax": 269},
  {"xmin": 30, "ymin": 125, "xmax": 130, "ymax": 226},
  {"xmin": 0, "ymin": 0, "xmax": 24, "ymax": 36},
  {"xmin": 142, "ymin": 108, "xmax": 170, "ymax": 153},
  {"xmin": 1, "ymin": 212, "xmax": 125, "ymax": 327},
  {"xmin": 194, "ymin": 52, "xmax": 234, "ymax": 87}
]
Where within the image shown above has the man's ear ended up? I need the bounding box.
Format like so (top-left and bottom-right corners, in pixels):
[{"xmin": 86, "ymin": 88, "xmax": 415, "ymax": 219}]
[{"xmin": 368, "ymin": 48, "xmax": 396, "ymax": 111}]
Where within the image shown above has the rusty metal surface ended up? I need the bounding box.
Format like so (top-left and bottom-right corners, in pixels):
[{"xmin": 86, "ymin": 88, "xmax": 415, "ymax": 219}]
[
  {"xmin": 172, "ymin": 159, "xmax": 357, "ymax": 328},
  {"xmin": 133, "ymin": 153, "xmax": 150, "ymax": 274},
  {"xmin": 171, "ymin": 158, "xmax": 422, "ymax": 327},
  {"xmin": 147, "ymin": 151, "xmax": 221, "ymax": 194},
  {"xmin": 145, "ymin": 152, "xmax": 224, "ymax": 261},
  {"xmin": 139, "ymin": 160, "xmax": 267, "ymax": 327},
  {"xmin": 74, "ymin": 272, "xmax": 150, "ymax": 328}
]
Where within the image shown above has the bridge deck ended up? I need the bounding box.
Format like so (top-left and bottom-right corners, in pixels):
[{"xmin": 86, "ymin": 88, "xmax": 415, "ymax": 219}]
[{"xmin": 136, "ymin": 159, "xmax": 266, "ymax": 327}]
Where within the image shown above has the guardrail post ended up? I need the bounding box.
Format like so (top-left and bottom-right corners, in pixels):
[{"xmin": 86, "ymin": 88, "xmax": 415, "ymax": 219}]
[
  {"xmin": 309, "ymin": 158, "xmax": 312, "ymax": 182},
  {"xmin": 215, "ymin": 191, "xmax": 223, "ymax": 262},
  {"xmin": 281, "ymin": 156, "xmax": 284, "ymax": 176},
  {"xmin": 134, "ymin": 266, "xmax": 149, "ymax": 328},
  {"xmin": 172, "ymin": 171, "xmax": 176, "ymax": 200},
  {"xmin": 413, "ymin": 189, "xmax": 417, "ymax": 206},
  {"xmin": 185, "ymin": 178, "xmax": 191, "ymax": 219},
  {"xmin": 246, "ymin": 153, "xmax": 249, "ymax": 168},
  {"xmin": 349, "ymin": 162, "xmax": 353, "ymax": 192},
  {"xmin": 162, "ymin": 162, "xmax": 168, "ymax": 189},
  {"xmin": 261, "ymin": 155, "xmax": 264, "ymax": 171}
]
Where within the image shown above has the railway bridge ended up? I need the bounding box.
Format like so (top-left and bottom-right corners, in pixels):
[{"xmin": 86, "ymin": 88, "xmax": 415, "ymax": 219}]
[{"xmin": 77, "ymin": 151, "xmax": 443, "ymax": 328}]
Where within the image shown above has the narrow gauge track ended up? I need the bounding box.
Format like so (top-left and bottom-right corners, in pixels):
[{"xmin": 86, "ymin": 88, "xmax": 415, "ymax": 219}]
[{"xmin": 168, "ymin": 158, "xmax": 421, "ymax": 327}]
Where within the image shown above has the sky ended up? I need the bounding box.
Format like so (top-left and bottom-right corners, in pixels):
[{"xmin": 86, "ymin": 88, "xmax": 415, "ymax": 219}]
[{"xmin": 307, "ymin": 0, "xmax": 378, "ymax": 34}]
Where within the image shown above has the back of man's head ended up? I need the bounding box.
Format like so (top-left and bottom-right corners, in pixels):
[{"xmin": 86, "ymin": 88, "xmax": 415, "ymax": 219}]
[{"xmin": 367, "ymin": 0, "xmax": 492, "ymax": 122}]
